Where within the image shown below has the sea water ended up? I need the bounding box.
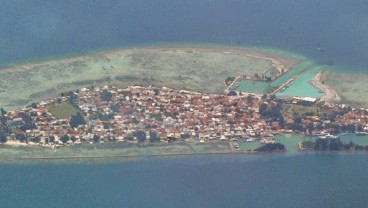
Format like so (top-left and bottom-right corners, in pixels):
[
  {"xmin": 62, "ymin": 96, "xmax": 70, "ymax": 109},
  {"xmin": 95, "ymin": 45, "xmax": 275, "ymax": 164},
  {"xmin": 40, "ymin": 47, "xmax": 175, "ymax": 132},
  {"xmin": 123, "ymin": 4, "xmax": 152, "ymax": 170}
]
[
  {"xmin": 1, "ymin": 134, "xmax": 368, "ymax": 207},
  {"xmin": 0, "ymin": 153, "xmax": 367, "ymax": 208},
  {"xmin": 1, "ymin": 0, "xmax": 368, "ymax": 72},
  {"xmin": 1, "ymin": 1, "xmax": 368, "ymax": 207}
]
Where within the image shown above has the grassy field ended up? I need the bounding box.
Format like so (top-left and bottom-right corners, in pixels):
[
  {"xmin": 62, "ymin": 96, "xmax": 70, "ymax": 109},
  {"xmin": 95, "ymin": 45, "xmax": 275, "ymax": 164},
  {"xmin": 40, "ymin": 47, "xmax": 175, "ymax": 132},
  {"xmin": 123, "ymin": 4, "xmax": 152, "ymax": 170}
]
[
  {"xmin": 47, "ymin": 102, "xmax": 79, "ymax": 119},
  {"xmin": 281, "ymin": 104, "xmax": 320, "ymax": 120}
]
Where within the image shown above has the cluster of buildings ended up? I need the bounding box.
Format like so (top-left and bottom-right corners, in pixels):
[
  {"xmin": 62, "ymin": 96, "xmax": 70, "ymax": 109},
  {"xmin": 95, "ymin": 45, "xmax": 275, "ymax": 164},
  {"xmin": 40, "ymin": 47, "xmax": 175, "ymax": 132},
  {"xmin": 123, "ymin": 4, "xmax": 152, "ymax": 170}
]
[
  {"xmin": 0, "ymin": 85, "xmax": 280, "ymax": 148},
  {"xmin": 1, "ymin": 84, "xmax": 368, "ymax": 149},
  {"xmin": 294, "ymin": 103, "xmax": 368, "ymax": 136}
]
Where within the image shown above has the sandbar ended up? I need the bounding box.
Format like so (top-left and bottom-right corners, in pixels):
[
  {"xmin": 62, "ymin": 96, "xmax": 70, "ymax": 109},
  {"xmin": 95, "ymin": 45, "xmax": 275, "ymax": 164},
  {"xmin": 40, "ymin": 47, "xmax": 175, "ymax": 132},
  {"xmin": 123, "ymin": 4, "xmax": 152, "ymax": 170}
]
[{"xmin": 309, "ymin": 70, "xmax": 341, "ymax": 103}]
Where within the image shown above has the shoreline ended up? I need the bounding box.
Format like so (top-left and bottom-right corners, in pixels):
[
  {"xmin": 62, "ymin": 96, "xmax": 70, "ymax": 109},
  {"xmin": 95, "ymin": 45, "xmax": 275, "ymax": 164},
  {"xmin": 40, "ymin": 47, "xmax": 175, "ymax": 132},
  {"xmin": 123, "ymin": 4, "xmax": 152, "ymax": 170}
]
[
  {"xmin": 1, "ymin": 132, "xmax": 368, "ymax": 162},
  {"xmin": 0, "ymin": 147, "xmax": 285, "ymax": 161},
  {"xmin": 309, "ymin": 70, "xmax": 341, "ymax": 102}
]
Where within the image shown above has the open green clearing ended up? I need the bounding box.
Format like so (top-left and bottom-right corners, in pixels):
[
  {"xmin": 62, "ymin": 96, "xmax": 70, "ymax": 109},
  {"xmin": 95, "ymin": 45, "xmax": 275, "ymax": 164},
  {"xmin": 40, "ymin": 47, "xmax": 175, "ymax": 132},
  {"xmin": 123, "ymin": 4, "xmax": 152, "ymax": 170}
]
[
  {"xmin": 282, "ymin": 104, "xmax": 320, "ymax": 121},
  {"xmin": 47, "ymin": 102, "xmax": 79, "ymax": 119}
]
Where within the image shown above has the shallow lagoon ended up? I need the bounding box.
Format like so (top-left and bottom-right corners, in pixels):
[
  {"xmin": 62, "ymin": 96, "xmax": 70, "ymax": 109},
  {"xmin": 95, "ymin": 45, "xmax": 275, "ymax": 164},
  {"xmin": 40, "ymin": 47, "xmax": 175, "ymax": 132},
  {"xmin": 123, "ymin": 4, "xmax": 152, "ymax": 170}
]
[
  {"xmin": 280, "ymin": 66, "xmax": 324, "ymax": 98},
  {"xmin": 236, "ymin": 59, "xmax": 322, "ymax": 97}
]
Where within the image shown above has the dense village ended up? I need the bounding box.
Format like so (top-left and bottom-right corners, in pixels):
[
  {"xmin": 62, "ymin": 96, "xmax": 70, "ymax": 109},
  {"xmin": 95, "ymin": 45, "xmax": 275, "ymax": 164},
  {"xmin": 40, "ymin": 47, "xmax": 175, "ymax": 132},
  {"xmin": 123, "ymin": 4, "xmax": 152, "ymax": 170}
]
[{"xmin": 0, "ymin": 84, "xmax": 368, "ymax": 152}]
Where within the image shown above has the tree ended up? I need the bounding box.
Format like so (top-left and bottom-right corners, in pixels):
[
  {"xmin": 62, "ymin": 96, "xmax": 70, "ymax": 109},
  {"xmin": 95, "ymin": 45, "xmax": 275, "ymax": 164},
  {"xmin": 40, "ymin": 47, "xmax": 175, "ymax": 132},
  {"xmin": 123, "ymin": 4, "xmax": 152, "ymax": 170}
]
[
  {"xmin": 111, "ymin": 104, "xmax": 120, "ymax": 113},
  {"xmin": 60, "ymin": 135, "xmax": 70, "ymax": 144},
  {"xmin": 16, "ymin": 134, "xmax": 28, "ymax": 143},
  {"xmin": 30, "ymin": 137, "xmax": 41, "ymax": 143},
  {"xmin": 70, "ymin": 112, "xmax": 86, "ymax": 128},
  {"xmin": 70, "ymin": 136, "xmax": 77, "ymax": 142},
  {"xmin": 259, "ymin": 103, "xmax": 268, "ymax": 115},
  {"xmin": 225, "ymin": 77, "xmax": 235, "ymax": 85},
  {"xmin": 31, "ymin": 103, "xmax": 38, "ymax": 109},
  {"xmin": 314, "ymin": 139, "xmax": 328, "ymax": 151},
  {"xmin": 247, "ymin": 95, "xmax": 253, "ymax": 104},
  {"xmin": 294, "ymin": 117, "xmax": 302, "ymax": 124},
  {"xmin": 93, "ymin": 135, "xmax": 100, "ymax": 143},
  {"xmin": 0, "ymin": 108, "xmax": 6, "ymax": 116},
  {"xmin": 228, "ymin": 91, "xmax": 237, "ymax": 96},
  {"xmin": 329, "ymin": 138, "xmax": 343, "ymax": 151},
  {"xmin": 255, "ymin": 143, "xmax": 285, "ymax": 152},
  {"xmin": 133, "ymin": 130, "xmax": 146, "ymax": 142},
  {"xmin": 69, "ymin": 91, "xmax": 78, "ymax": 104},
  {"xmin": 101, "ymin": 90, "xmax": 113, "ymax": 101},
  {"xmin": 301, "ymin": 141, "xmax": 314, "ymax": 149},
  {"xmin": 49, "ymin": 136, "xmax": 55, "ymax": 143},
  {"xmin": 181, "ymin": 133, "xmax": 191, "ymax": 140},
  {"xmin": 0, "ymin": 132, "xmax": 7, "ymax": 143},
  {"xmin": 149, "ymin": 131, "xmax": 160, "ymax": 142}
]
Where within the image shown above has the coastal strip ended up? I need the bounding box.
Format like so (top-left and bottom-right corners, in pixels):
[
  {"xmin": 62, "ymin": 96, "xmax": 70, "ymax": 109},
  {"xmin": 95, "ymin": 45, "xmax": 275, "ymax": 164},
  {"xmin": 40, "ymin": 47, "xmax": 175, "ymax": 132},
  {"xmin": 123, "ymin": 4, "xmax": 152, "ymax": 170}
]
[
  {"xmin": 12, "ymin": 150, "xmax": 284, "ymax": 161},
  {"xmin": 309, "ymin": 70, "xmax": 341, "ymax": 102}
]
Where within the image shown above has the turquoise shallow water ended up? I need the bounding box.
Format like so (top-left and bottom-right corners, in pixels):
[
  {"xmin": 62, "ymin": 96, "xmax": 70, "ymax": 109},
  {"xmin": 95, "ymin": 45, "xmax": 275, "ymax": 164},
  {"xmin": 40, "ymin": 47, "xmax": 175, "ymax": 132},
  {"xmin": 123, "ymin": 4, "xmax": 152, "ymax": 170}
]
[
  {"xmin": 281, "ymin": 66, "xmax": 324, "ymax": 98},
  {"xmin": 236, "ymin": 60, "xmax": 316, "ymax": 95}
]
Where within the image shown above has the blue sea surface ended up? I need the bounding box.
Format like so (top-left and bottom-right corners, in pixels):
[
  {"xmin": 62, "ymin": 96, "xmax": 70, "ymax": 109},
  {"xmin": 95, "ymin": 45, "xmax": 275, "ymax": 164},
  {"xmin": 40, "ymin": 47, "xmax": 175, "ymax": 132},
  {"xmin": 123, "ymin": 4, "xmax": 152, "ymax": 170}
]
[
  {"xmin": 0, "ymin": 0, "xmax": 368, "ymax": 72},
  {"xmin": 0, "ymin": 154, "xmax": 367, "ymax": 208},
  {"xmin": 1, "ymin": 1, "xmax": 368, "ymax": 207}
]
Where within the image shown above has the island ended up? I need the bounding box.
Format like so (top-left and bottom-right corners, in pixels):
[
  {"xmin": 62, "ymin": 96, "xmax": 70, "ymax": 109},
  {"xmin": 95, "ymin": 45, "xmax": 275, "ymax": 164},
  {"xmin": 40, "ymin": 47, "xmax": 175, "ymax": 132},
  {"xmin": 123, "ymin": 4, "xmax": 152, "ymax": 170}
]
[{"xmin": 0, "ymin": 45, "xmax": 368, "ymax": 159}]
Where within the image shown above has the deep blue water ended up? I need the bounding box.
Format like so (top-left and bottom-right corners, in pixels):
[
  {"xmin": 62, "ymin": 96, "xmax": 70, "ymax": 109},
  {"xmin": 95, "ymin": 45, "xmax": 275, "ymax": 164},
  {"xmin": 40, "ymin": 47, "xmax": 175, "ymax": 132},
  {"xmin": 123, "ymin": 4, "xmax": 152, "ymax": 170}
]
[
  {"xmin": 0, "ymin": 154, "xmax": 367, "ymax": 208},
  {"xmin": 1, "ymin": 0, "xmax": 368, "ymax": 71}
]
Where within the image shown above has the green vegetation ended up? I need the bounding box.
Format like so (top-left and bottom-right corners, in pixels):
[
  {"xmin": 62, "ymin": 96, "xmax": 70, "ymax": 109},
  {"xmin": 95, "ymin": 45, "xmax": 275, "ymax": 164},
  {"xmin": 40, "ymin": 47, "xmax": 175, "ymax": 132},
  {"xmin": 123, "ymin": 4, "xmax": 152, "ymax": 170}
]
[
  {"xmin": 101, "ymin": 90, "xmax": 113, "ymax": 101},
  {"xmin": 282, "ymin": 104, "xmax": 319, "ymax": 120},
  {"xmin": 300, "ymin": 141, "xmax": 314, "ymax": 149},
  {"xmin": 301, "ymin": 138, "xmax": 368, "ymax": 151},
  {"xmin": 48, "ymin": 102, "xmax": 79, "ymax": 119},
  {"xmin": 0, "ymin": 132, "xmax": 7, "ymax": 143},
  {"xmin": 70, "ymin": 112, "xmax": 86, "ymax": 128},
  {"xmin": 60, "ymin": 135, "xmax": 70, "ymax": 143},
  {"xmin": 254, "ymin": 143, "xmax": 285, "ymax": 152},
  {"xmin": 185, "ymin": 83, "xmax": 201, "ymax": 91}
]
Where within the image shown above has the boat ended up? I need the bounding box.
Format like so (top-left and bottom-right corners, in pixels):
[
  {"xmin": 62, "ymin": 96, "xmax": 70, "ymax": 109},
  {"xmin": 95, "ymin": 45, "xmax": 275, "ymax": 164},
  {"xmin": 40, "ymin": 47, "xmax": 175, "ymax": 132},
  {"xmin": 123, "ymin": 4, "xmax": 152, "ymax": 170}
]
[
  {"xmin": 319, "ymin": 133, "xmax": 340, "ymax": 139},
  {"xmin": 245, "ymin": 138, "xmax": 256, "ymax": 142}
]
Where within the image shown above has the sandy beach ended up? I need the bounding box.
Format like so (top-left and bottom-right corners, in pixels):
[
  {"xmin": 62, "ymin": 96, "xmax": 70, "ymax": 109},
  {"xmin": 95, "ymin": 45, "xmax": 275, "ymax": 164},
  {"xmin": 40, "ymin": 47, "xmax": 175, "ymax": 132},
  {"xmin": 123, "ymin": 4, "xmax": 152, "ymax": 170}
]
[{"xmin": 309, "ymin": 70, "xmax": 341, "ymax": 102}]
